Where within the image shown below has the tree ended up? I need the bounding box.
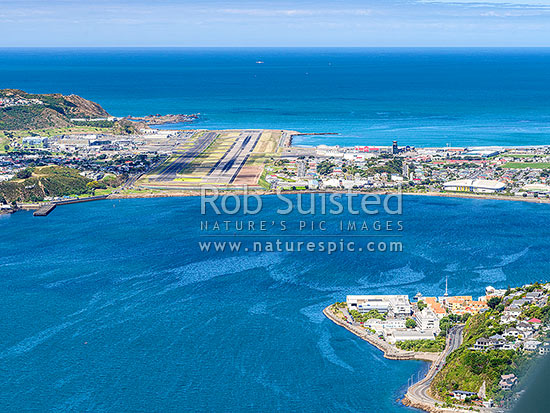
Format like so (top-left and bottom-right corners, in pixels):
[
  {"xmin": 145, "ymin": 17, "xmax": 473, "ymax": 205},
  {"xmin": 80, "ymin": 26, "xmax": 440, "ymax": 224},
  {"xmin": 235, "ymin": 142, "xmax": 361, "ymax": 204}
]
[
  {"xmin": 417, "ymin": 300, "xmax": 427, "ymax": 311},
  {"xmin": 15, "ymin": 168, "xmax": 32, "ymax": 179},
  {"xmin": 487, "ymin": 296, "xmax": 502, "ymax": 310},
  {"xmin": 406, "ymin": 318, "xmax": 417, "ymax": 329},
  {"xmin": 439, "ymin": 316, "xmax": 453, "ymax": 337}
]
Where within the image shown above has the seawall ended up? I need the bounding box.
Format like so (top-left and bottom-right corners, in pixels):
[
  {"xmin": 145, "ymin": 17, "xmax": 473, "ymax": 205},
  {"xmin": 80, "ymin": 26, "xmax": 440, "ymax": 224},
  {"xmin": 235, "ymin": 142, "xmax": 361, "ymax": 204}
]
[{"xmin": 322, "ymin": 306, "xmax": 439, "ymax": 362}]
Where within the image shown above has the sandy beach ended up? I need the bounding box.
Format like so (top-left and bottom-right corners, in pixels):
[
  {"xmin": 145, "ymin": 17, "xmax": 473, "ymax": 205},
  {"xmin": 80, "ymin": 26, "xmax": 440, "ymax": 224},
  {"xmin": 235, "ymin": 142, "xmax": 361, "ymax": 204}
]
[{"xmin": 107, "ymin": 189, "xmax": 550, "ymax": 205}]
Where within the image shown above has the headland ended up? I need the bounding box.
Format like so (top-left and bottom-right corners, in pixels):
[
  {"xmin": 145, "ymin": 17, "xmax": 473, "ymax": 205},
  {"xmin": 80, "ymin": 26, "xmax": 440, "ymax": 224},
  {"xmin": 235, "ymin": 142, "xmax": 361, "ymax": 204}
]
[{"xmin": 325, "ymin": 284, "xmax": 550, "ymax": 412}]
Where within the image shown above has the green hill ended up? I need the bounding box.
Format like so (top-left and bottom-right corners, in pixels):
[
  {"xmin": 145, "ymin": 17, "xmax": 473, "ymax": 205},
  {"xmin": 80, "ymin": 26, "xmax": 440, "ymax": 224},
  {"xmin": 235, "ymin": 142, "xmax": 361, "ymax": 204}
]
[
  {"xmin": 0, "ymin": 166, "xmax": 92, "ymax": 203},
  {"xmin": 0, "ymin": 89, "xmax": 110, "ymax": 130}
]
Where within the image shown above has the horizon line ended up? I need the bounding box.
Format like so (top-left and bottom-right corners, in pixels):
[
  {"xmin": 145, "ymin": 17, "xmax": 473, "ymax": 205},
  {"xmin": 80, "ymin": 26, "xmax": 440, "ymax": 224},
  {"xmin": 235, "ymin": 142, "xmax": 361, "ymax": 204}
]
[{"xmin": 2, "ymin": 45, "xmax": 550, "ymax": 49}]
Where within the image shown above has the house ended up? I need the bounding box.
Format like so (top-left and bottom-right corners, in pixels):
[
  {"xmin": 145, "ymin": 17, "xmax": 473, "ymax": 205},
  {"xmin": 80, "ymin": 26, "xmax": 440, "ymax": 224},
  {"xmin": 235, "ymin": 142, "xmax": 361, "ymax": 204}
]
[
  {"xmin": 539, "ymin": 342, "xmax": 550, "ymax": 355},
  {"xmin": 474, "ymin": 338, "xmax": 492, "ymax": 351},
  {"xmin": 501, "ymin": 308, "xmax": 522, "ymax": 323},
  {"xmin": 444, "ymin": 295, "xmax": 488, "ymax": 315},
  {"xmin": 502, "ymin": 342, "xmax": 519, "ymax": 351},
  {"xmin": 510, "ymin": 299, "xmax": 529, "ymax": 308},
  {"xmin": 517, "ymin": 321, "xmax": 534, "ymax": 337},
  {"xmin": 423, "ymin": 297, "xmax": 446, "ymax": 318},
  {"xmin": 486, "ymin": 286, "xmax": 507, "ymax": 297},
  {"xmin": 528, "ymin": 318, "xmax": 542, "ymax": 329},
  {"xmin": 451, "ymin": 390, "xmax": 477, "ymax": 401},
  {"xmin": 524, "ymin": 340, "xmax": 541, "ymax": 351},
  {"xmin": 499, "ymin": 374, "xmax": 517, "ymax": 390},
  {"xmin": 526, "ymin": 291, "xmax": 543, "ymax": 300},
  {"xmin": 489, "ymin": 334, "xmax": 506, "ymax": 349},
  {"xmin": 503, "ymin": 327, "xmax": 521, "ymax": 339}
]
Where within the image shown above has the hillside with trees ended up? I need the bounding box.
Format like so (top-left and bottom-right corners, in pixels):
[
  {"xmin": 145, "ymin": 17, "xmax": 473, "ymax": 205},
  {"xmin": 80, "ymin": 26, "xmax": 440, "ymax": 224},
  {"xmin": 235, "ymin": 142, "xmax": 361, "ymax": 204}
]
[
  {"xmin": 0, "ymin": 166, "xmax": 92, "ymax": 203},
  {"xmin": 0, "ymin": 89, "xmax": 109, "ymax": 130}
]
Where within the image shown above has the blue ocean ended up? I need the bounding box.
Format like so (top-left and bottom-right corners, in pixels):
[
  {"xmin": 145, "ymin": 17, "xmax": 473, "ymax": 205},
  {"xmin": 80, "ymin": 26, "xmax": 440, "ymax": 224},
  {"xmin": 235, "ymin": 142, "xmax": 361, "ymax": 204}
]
[
  {"xmin": 1, "ymin": 195, "xmax": 550, "ymax": 411},
  {"xmin": 1, "ymin": 48, "xmax": 550, "ymax": 147}
]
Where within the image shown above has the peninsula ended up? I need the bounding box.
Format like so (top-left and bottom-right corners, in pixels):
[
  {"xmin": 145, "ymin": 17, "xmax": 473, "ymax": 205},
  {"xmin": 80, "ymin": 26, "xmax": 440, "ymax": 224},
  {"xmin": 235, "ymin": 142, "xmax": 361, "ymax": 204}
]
[
  {"xmin": 1, "ymin": 90, "xmax": 550, "ymax": 212},
  {"xmin": 325, "ymin": 284, "xmax": 550, "ymax": 412}
]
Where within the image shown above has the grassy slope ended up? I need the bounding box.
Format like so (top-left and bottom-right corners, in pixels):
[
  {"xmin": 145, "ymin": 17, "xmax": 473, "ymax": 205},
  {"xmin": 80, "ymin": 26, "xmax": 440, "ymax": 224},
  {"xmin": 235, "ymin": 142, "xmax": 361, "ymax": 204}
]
[
  {"xmin": 0, "ymin": 89, "xmax": 109, "ymax": 131},
  {"xmin": 0, "ymin": 166, "xmax": 92, "ymax": 203},
  {"xmin": 430, "ymin": 311, "xmax": 528, "ymax": 398}
]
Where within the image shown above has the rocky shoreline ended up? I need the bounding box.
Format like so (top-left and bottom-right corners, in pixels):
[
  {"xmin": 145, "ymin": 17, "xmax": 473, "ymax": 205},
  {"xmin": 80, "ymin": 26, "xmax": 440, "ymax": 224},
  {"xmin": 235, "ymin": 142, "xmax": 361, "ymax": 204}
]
[
  {"xmin": 125, "ymin": 113, "xmax": 199, "ymax": 125},
  {"xmin": 324, "ymin": 306, "xmax": 477, "ymax": 413}
]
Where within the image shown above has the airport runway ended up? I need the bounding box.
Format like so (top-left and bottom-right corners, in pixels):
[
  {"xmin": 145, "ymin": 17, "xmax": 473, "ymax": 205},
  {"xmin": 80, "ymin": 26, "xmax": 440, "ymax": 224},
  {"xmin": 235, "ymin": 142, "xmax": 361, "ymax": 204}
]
[
  {"xmin": 204, "ymin": 131, "xmax": 261, "ymax": 184},
  {"xmin": 153, "ymin": 132, "xmax": 217, "ymax": 181}
]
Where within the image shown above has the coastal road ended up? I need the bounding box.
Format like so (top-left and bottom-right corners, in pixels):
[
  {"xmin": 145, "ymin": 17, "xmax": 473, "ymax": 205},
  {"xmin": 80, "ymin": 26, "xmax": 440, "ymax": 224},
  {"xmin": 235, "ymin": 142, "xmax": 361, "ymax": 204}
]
[
  {"xmin": 406, "ymin": 325, "xmax": 464, "ymax": 406},
  {"xmin": 204, "ymin": 130, "xmax": 261, "ymax": 184},
  {"xmin": 153, "ymin": 131, "xmax": 217, "ymax": 181}
]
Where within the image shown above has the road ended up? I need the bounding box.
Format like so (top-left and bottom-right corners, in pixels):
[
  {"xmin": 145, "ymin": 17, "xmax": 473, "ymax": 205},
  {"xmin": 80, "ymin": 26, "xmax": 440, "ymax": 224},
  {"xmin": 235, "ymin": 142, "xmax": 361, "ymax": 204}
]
[
  {"xmin": 153, "ymin": 131, "xmax": 217, "ymax": 181},
  {"xmin": 406, "ymin": 325, "xmax": 465, "ymax": 407}
]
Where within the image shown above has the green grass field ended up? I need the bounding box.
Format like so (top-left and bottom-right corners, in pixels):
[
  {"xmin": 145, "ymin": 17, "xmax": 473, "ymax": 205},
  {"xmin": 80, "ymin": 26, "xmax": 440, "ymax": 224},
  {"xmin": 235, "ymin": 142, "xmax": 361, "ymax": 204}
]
[
  {"xmin": 501, "ymin": 154, "xmax": 537, "ymax": 159},
  {"xmin": 0, "ymin": 135, "xmax": 8, "ymax": 153},
  {"xmin": 503, "ymin": 162, "xmax": 550, "ymax": 169}
]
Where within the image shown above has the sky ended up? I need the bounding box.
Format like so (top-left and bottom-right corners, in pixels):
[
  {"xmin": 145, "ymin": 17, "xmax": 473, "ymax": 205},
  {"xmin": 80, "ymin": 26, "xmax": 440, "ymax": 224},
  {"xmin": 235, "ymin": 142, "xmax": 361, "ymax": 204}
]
[{"xmin": 1, "ymin": 0, "xmax": 550, "ymax": 47}]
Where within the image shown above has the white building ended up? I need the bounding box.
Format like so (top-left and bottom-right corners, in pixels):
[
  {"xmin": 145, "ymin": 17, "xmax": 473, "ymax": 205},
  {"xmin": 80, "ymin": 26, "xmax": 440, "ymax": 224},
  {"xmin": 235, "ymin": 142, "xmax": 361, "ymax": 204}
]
[
  {"xmin": 503, "ymin": 327, "xmax": 521, "ymax": 339},
  {"xmin": 415, "ymin": 309, "xmax": 441, "ymax": 335},
  {"xmin": 539, "ymin": 342, "xmax": 550, "ymax": 355},
  {"xmin": 365, "ymin": 318, "xmax": 406, "ymax": 332},
  {"xmin": 386, "ymin": 329, "xmax": 435, "ymax": 344},
  {"xmin": 522, "ymin": 184, "xmax": 550, "ymax": 195},
  {"xmin": 22, "ymin": 137, "xmax": 48, "ymax": 147},
  {"xmin": 485, "ymin": 286, "xmax": 507, "ymax": 297},
  {"xmin": 501, "ymin": 308, "xmax": 522, "ymax": 324},
  {"xmin": 346, "ymin": 295, "xmax": 412, "ymax": 318},
  {"xmin": 443, "ymin": 179, "xmax": 506, "ymax": 193},
  {"xmin": 524, "ymin": 340, "xmax": 541, "ymax": 351},
  {"xmin": 323, "ymin": 178, "xmax": 341, "ymax": 188}
]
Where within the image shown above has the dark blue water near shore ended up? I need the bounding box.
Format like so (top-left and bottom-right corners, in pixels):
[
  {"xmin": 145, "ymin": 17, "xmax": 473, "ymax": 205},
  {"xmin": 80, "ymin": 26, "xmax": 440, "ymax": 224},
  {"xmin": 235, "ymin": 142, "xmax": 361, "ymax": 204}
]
[
  {"xmin": 1, "ymin": 195, "xmax": 549, "ymax": 411},
  {"xmin": 1, "ymin": 48, "xmax": 550, "ymax": 147}
]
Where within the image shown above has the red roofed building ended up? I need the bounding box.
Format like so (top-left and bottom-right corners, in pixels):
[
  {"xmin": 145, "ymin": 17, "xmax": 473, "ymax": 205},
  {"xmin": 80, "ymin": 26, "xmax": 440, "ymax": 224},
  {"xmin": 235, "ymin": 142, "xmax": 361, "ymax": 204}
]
[{"xmin": 528, "ymin": 318, "xmax": 542, "ymax": 328}]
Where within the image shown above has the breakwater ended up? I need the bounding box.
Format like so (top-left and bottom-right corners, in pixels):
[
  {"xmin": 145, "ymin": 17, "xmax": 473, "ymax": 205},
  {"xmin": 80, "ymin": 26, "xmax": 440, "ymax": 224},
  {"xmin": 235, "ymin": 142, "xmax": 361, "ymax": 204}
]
[{"xmin": 33, "ymin": 204, "xmax": 56, "ymax": 217}]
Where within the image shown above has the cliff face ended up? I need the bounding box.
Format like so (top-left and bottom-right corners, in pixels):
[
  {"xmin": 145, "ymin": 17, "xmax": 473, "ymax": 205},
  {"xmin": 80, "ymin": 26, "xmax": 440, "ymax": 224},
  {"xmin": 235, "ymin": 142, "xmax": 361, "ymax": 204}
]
[{"xmin": 0, "ymin": 89, "xmax": 110, "ymax": 130}]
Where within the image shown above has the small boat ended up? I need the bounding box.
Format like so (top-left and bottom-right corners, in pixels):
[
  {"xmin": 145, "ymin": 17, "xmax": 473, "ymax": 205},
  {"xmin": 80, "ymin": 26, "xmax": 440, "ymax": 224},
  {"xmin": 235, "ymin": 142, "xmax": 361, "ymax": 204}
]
[{"xmin": 256, "ymin": 61, "xmax": 264, "ymax": 64}]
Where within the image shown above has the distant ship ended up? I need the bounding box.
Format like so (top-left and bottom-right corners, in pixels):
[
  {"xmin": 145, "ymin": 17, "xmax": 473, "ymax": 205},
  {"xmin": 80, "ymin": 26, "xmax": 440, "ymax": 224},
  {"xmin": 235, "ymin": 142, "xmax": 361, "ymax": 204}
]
[{"xmin": 256, "ymin": 61, "xmax": 264, "ymax": 64}]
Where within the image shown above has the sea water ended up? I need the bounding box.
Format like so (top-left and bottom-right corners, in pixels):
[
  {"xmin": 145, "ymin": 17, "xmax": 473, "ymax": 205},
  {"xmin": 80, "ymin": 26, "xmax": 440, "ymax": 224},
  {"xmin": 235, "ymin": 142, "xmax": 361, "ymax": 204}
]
[
  {"xmin": 1, "ymin": 47, "xmax": 550, "ymax": 147},
  {"xmin": 1, "ymin": 195, "xmax": 549, "ymax": 411}
]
